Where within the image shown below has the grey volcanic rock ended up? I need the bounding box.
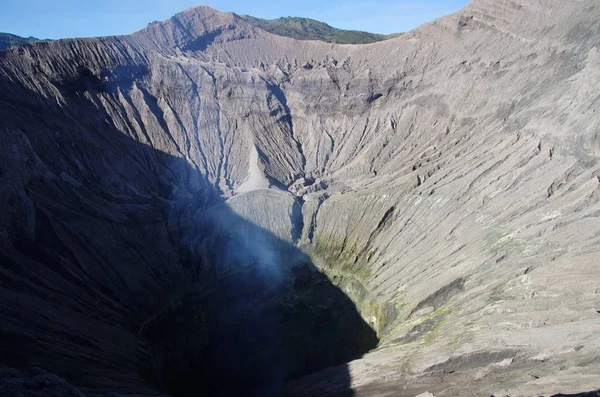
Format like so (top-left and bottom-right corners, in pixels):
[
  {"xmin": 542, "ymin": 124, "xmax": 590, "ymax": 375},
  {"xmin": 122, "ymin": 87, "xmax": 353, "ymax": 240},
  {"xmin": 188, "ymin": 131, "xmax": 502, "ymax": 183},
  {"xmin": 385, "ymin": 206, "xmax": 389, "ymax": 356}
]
[{"xmin": 1, "ymin": 1, "xmax": 600, "ymax": 396}]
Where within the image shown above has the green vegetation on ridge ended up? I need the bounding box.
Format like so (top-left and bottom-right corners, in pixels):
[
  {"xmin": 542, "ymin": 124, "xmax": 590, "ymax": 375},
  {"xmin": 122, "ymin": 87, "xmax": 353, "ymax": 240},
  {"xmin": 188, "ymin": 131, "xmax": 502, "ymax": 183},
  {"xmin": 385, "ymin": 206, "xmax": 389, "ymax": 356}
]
[
  {"xmin": 240, "ymin": 15, "xmax": 400, "ymax": 44},
  {"xmin": 0, "ymin": 33, "xmax": 42, "ymax": 51}
]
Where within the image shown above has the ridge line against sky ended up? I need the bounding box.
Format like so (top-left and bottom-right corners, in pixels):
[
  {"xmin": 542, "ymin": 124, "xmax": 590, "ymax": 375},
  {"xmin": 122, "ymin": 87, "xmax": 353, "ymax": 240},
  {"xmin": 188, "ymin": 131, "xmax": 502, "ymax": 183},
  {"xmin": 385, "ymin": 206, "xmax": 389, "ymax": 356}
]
[{"xmin": 1, "ymin": 0, "xmax": 469, "ymax": 40}]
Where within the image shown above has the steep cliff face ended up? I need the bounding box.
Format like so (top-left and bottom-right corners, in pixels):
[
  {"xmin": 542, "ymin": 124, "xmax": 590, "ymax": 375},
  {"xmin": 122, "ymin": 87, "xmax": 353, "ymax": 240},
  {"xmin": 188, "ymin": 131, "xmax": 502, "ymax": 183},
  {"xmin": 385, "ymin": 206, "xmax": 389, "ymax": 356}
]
[{"xmin": 1, "ymin": 1, "xmax": 600, "ymax": 396}]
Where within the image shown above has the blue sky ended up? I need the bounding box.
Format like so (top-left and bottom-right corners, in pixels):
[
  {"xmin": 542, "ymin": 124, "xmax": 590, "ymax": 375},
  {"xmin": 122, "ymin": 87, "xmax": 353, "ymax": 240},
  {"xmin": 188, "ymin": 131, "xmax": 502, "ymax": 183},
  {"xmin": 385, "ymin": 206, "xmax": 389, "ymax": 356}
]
[{"xmin": 1, "ymin": 0, "xmax": 469, "ymax": 39}]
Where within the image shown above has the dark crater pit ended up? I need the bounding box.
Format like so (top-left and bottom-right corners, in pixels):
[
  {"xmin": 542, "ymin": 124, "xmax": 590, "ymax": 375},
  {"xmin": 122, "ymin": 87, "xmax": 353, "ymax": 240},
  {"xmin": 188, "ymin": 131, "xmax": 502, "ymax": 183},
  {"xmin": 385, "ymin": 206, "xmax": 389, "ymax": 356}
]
[{"xmin": 141, "ymin": 261, "xmax": 378, "ymax": 397}]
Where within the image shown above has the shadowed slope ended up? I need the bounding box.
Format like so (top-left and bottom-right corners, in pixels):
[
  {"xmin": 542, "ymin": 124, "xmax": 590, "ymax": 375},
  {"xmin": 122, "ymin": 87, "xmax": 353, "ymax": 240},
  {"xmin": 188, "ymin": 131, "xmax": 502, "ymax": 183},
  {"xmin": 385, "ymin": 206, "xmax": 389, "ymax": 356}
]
[{"xmin": 0, "ymin": 23, "xmax": 376, "ymax": 396}]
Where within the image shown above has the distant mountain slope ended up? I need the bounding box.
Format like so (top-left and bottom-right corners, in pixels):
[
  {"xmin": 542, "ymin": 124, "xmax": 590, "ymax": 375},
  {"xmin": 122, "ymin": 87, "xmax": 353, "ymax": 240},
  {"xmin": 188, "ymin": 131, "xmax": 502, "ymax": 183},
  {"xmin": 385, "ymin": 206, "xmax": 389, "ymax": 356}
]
[
  {"xmin": 0, "ymin": 33, "xmax": 41, "ymax": 51},
  {"xmin": 239, "ymin": 15, "xmax": 392, "ymax": 44}
]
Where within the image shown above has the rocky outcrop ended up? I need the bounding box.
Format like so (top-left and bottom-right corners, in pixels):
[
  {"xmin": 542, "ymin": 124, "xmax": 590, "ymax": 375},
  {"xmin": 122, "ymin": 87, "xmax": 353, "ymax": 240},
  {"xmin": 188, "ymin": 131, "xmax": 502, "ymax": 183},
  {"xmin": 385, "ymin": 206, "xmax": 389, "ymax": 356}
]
[{"xmin": 1, "ymin": 1, "xmax": 599, "ymax": 396}]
